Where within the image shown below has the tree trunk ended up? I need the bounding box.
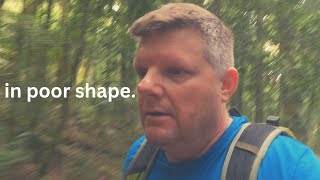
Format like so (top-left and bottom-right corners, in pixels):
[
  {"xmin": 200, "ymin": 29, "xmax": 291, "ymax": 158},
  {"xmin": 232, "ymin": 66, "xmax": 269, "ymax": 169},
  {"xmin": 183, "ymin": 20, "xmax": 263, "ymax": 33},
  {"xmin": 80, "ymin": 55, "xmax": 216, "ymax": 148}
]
[
  {"xmin": 39, "ymin": 0, "xmax": 90, "ymax": 176},
  {"xmin": 254, "ymin": 62, "xmax": 264, "ymax": 123},
  {"xmin": 70, "ymin": 0, "xmax": 89, "ymax": 86},
  {"xmin": 0, "ymin": 0, "xmax": 5, "ymax": 9},
  {"xmin": 254, "ymin": 8, "xmax": 265, "ymax": 123},
  {"xmin": 45, "ymin": 0, "xmax": 53, "ymax": 29},
  {"xmin": 276, "ymin": 7, "xmax": 307, "ymax": 142}
]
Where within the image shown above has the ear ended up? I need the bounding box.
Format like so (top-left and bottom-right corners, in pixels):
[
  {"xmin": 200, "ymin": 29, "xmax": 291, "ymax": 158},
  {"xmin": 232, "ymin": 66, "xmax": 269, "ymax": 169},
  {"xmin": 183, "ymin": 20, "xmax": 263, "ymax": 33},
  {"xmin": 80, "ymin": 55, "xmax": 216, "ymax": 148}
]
[{"xmin": 221, "ymin": 67, "xmax": 238, "ymax": 103}]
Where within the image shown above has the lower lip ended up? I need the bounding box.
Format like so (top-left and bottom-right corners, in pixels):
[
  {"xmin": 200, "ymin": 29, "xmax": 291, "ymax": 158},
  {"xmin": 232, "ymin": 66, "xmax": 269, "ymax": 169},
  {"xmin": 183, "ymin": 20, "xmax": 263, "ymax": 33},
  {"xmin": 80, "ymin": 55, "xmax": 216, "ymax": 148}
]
[{"xmin": 145, "ymin": 115, "xmax": 171, "ymax": 125}]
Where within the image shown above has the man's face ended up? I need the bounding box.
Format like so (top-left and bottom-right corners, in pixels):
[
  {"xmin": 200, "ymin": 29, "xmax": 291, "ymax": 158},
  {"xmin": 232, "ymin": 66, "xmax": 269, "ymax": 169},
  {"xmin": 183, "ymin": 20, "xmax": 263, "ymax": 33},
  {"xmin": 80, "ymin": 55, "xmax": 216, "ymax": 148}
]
[{"xmin": 133, "ymin": 28, "xmax": 225, "ymax": 149}]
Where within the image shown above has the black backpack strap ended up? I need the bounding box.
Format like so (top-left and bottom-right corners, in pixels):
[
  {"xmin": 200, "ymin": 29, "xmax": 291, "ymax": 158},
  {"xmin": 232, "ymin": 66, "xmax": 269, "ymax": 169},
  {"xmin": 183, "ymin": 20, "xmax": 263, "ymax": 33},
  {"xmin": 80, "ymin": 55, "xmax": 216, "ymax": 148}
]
[
  {"xmin": 266, "ymin": 115, "xmax": 280, "ymax": 127},
  {"xmin": 229, "ymin": 107, "xmax": 241, "ymax": 117},
  {"xmin": 124, "ymin": 139, "xmax": 159, "ymax": 180},
  {"xmin": 221, "ymin": 123, "xmax": 283, "ymax": 180}
]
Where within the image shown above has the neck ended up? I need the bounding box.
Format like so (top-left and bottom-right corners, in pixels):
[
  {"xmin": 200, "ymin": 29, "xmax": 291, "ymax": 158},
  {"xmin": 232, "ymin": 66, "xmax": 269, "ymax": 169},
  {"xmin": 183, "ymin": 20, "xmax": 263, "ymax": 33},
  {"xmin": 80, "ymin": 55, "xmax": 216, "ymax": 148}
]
[
  {"xmin": 198, "ymin": 116, "xmax": 233, "ymax": 156},
  {"xmin": 164, "ymin": 111, "xmax": 233, "ymax": 163}
]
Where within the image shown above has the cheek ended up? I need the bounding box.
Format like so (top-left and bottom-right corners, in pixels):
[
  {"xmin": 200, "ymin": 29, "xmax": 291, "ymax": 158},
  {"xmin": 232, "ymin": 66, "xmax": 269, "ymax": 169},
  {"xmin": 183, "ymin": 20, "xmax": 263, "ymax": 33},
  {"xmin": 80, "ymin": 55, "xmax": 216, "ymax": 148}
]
[
  {"xmin": 171, "ymin": 87, "xmax": 204, "ymax": 124},
  {"xmin": 173, "ymin": 85, "xmax": 220, "ymax": 125},
  {"xmin": 174, "ymin": 83, "xmax": 219, "ymax": 109}
]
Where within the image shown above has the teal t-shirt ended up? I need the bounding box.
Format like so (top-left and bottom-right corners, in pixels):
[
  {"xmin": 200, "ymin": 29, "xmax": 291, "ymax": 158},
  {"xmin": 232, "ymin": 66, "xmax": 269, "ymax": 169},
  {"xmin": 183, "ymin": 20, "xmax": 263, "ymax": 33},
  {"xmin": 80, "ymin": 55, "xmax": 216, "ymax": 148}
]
[{"xmin": 123, "ymin": 116, "xmax": 320, "ymax": 179}]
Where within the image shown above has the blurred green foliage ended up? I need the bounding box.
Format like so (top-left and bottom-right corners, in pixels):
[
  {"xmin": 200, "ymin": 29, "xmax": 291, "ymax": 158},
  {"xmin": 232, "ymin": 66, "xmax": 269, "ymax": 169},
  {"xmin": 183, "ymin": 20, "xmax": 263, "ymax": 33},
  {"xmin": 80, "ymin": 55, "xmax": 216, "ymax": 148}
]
[{"xmin": 0, "ymin": 0, "xmax": 319, "ymax": 179}]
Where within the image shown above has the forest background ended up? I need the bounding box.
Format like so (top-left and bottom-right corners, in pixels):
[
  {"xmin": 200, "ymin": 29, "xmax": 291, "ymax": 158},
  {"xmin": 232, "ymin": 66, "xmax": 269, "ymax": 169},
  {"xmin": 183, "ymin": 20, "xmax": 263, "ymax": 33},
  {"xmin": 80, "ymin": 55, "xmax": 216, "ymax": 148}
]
[{"xmin": 0, "ymin": 0, "xmax": 319, "ymax": 179}]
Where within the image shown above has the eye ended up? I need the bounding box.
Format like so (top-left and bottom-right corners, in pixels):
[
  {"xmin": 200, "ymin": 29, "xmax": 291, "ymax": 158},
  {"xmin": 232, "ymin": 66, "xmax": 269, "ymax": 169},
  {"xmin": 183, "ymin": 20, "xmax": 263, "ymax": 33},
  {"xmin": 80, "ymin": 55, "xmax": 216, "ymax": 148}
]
[
  {"xmin": 135, "ymin": 68, "xmax": 147, "ymax": 79},
  {"xmin": 167, "ymin": 68, "xmax": 185, "ymax": 76}
]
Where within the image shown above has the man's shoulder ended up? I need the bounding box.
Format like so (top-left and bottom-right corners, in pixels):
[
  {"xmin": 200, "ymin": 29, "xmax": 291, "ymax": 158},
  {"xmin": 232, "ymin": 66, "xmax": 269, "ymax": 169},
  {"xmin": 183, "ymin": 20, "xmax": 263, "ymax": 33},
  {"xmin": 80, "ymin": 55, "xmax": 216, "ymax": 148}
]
[
  {"xmin": 123, "ymin": 136, "xmax": 146, "ymax": 174},
  {"xmin": 267, "ymin": 133, "xmax": 319, "ymax": 164},
  {"xmin": 259, "ymin": 134, "xmax": 320, "ymax": 179}
]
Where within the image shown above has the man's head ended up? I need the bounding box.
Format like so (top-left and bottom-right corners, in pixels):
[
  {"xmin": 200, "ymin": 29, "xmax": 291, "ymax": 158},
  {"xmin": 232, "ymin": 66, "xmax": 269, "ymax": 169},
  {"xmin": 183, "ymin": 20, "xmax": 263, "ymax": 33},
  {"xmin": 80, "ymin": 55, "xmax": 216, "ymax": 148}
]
[
  {"xmin": 130, "ymin": 3, "xmax": 234, "ymax": 75},
  {"xmin": 130, "ymin": 3, "xmax": 238, "ymax": 162}
]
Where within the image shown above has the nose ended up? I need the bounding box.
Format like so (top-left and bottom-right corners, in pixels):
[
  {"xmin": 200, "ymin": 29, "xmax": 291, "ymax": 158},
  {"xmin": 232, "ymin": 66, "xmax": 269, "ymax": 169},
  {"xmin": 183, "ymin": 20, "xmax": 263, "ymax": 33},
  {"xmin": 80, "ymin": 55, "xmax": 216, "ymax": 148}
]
[{"xmin": 137, "ymin": 69, "xmax": 163, "ymax": 97}]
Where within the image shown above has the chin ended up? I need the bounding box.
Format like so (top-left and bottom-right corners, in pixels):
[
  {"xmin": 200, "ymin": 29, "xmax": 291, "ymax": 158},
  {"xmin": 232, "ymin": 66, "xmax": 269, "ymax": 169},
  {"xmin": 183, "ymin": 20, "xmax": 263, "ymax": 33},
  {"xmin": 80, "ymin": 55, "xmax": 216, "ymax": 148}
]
[{"xmin": 145, "ymin": 127, "xmax": 172, "ymax": 146}]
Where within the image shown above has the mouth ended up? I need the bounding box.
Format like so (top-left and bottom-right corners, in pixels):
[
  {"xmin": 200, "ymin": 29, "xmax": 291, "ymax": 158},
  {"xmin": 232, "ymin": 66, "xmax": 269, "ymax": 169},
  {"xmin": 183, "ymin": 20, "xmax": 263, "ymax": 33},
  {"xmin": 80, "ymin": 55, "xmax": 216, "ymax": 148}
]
[
  {"xmin": 144, "ymin": 111, "xmax": 171, "ymax": 122},
  {"xmin": 146, "ymin": 112, "xmax": 170, "ymax": 116},
  {"xmin": 143, "ymin": 110, "xmax": 172, "ymax": 127}
]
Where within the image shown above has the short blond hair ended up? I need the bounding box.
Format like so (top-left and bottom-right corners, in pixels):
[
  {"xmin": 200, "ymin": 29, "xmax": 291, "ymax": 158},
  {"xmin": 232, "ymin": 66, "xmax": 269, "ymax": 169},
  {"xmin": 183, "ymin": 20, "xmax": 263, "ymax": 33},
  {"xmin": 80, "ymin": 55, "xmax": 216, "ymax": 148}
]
[{"xmin": 129, "ymin": 3, "xmax": 234, "ymax": 74}]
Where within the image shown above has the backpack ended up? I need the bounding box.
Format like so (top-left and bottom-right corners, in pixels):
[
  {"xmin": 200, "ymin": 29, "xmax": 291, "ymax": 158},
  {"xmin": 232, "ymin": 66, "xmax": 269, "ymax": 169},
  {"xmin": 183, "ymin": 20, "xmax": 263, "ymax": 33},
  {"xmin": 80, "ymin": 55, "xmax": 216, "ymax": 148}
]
[{"xmin": 124, "ymin": 108, "xmax": 295, "ymax": 180}]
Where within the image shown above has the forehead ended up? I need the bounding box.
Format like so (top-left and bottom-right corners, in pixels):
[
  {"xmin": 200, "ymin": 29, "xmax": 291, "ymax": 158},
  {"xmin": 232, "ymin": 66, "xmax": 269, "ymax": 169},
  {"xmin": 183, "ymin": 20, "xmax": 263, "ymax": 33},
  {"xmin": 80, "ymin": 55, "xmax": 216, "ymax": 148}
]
[
  {"xmin": 140, "ymin": 27, "xmax": 202, "ymax": 47},
  {"xmin": 134, "ymin": 28, "xmax": 205, "ymax": 64}
]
